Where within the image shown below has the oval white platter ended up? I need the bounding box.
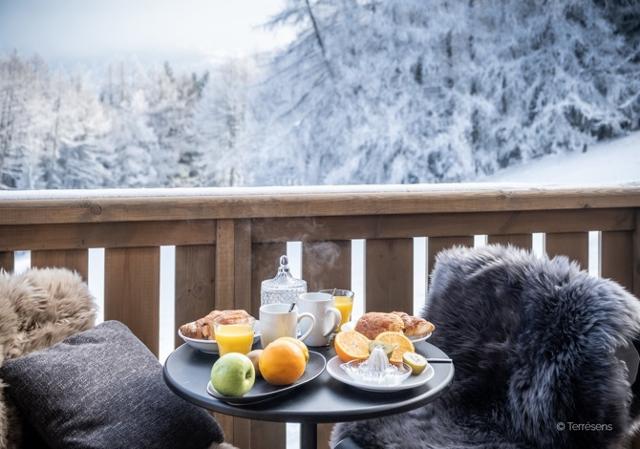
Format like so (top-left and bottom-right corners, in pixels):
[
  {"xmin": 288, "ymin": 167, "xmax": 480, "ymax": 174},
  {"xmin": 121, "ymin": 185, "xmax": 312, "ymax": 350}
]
[
  {"xmin": 339, "ymin": 321, "xmax": 432, "ymax": 343},
  {"xmin": 178, "ymin": 321, "xmax": 262, "ymax": 354},
  {"xmin": 326, "ymin": 355, "xmax": 435, "ymax": 392}
]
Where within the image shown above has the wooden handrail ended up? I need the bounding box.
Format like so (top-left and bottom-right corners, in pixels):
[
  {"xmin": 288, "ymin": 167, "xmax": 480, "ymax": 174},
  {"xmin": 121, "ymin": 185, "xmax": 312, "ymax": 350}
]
[{"xmin": 0, "ymin": 183, "xmax": 639, "ymax": 225}]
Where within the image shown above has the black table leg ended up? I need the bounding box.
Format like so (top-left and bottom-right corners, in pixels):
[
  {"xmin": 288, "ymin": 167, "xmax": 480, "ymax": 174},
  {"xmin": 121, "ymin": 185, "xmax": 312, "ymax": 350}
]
[{"xmin": 300, "ymin": 422, "xmax": 317, "ymax": 449}]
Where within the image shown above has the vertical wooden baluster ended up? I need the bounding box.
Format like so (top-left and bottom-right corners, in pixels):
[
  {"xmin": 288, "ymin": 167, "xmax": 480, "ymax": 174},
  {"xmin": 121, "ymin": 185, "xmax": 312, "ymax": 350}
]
[
  {"xmin": 546, "ymin": 232, "xmax": 589, "ymax": 269},
  {"xmin": 0, "ymin": 252, "xmax": 13, "ymax": 272},
  {"xmin": 31, "ymin": 249, "xmax": 88, "ymax": 280},
  {"xmin": 487, "ymin": 234, "xmax": 532, "ymax": 250},
  {"xmin": 302, "ymin": 240, "xmax": 351, "ymax": 449},
  {"xmin": 104, "ymin": 247, "xmax": 160, "ymax": 355},
  {"xmin": 601, "ymin": 231, "xmax": 634, "ymax": 291},
  {"xmin": 214, "ymin": 220, "xmax": 249, "ymax": 447},
  {"xmin": 366, "ymin": 238, "xmax": 413, "ymax": 313},
  {"xmin": 214, "ymin": 219, "xmax": 239, "ymax": 446},
  {"xmin": 216, "ymin": 220, "xmax": 239, "ymax": 310},
  {"xmin": 216, "ymin": 220, "xmax": 286, "ymax": 449},
  {"xmin": 215, "ymin": 219, "xmax": 253, "ymax": 310},
  {"xmin": 174, "ymin": 244, "xmax": 216, "ymax": 347},
  {"xmin": 427, "ymin": 236, "xmax": 474, "ymax": 283},
  {"xmin": 248, "ymin": 240, "xmax": 287, "ymax": 449},
  {"xmin": 234, "ymin": 220, "xmax": 253, "ymax": 313}
]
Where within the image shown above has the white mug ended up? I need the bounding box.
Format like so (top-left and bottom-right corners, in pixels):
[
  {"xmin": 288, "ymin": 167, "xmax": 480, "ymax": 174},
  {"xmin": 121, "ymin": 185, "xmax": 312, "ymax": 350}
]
[
  {"xmin": 259, "ymin": 303, "xmax": 315, "ymax": 348},
  {"xmin": 297, "ymin": 292, "xmax": 342, "ymax": 347}
]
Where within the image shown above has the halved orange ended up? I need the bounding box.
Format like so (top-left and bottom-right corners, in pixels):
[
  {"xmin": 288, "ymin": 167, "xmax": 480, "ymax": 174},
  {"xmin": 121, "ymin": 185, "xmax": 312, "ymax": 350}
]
[
  {"xmin": 334, "ymin": 330, "xmax": 370, "ymax": 362},
  {"xmin": 375, "ymin": 332, "xmax": 415, "ymax": 364}
]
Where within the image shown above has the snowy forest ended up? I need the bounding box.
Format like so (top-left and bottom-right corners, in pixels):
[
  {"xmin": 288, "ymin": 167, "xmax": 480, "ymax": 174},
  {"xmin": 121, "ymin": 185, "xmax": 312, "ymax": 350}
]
[{"xmin": 1, "ymin": 0, "xmax": 640, "ymax": 189}]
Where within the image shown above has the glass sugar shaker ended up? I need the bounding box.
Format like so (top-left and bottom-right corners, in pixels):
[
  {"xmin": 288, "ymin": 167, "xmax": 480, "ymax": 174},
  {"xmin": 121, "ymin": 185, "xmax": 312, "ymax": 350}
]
[{"xmin": 260, "ymin": 255, "xmax": 307, "ymax": 306}]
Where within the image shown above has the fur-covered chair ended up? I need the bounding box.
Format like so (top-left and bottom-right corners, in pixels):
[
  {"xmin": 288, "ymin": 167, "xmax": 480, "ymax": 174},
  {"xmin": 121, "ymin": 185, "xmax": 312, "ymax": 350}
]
[
  {"xmin": 332, "ymin": 245, "xmax": 640, "ymax": 449},
  {"xmin": 0, "ymin": 268, "xmax": 96, "ymax": 449},
  {"xmin": 0, "ymin": 268, "xmax": 236, "ymax": 449}
]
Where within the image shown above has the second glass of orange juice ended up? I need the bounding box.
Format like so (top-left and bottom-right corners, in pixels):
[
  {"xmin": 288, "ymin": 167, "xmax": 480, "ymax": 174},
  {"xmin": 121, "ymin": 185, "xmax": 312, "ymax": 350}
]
[
  {"xmin": 321, "ymin": 289, "xmax": 354, "ymax": 327},
  {"xmin": 214, "ymin": 318, "xmax": 255, "ymax": 355}
]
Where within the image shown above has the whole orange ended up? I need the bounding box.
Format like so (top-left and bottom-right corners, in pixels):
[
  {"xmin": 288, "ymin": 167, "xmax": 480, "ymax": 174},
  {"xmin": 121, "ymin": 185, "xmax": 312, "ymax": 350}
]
[
  {"xmin": 279, "ymin": 337, "xmax": 309, "ymax": 362},
  {"xmin": 259, "ymin": 338, "xmax": 307, "ymax": 385}
]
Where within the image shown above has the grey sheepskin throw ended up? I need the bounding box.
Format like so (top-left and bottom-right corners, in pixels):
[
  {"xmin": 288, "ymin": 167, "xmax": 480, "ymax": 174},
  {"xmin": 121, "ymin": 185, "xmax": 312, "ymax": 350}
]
[
  {"xmin": 0, "ymin": 268, "xmax": 96, "ymax": 449},
  {"xmin": 332, "ymin": 244, "xmax": 640, "ymax": 449}
]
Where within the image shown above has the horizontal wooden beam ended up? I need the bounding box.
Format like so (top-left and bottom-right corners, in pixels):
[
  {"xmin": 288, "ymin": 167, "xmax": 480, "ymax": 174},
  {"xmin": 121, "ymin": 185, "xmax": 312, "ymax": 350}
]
[
  {"xmin": 252, "ymin": 209, "xmax": 634, "ymax": 242},
  {"xmin": 0, "ymin": 185, "xmax": 639, "ymax": 224},
  {"xmin": 0, "ymin": 220, "xmax": 216, "ymax": 251}
]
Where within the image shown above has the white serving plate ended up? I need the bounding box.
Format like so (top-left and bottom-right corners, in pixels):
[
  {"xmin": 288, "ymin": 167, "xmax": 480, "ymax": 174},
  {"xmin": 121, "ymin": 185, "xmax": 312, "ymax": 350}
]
[
  {"xmin": 326, "ymin": 354, "xmax": 435, "ymax": 392},
  {"xmin": 340, "ymin": 321, "xmax": 432, "ymax": 343},
  {"xmin": 178, "ymin": 320, "xmax": 262, "ymax": 354}
]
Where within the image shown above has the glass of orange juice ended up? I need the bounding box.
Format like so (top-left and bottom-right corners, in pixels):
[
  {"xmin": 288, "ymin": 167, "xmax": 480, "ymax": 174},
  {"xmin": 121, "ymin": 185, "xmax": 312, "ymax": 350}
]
[
  {"xmin": 214, "ymin": 317, "xmax": 255, "ymax": 356},
  {"xmin": 321, "ymin": 289, "xmax": 354, "ymax": 327}
]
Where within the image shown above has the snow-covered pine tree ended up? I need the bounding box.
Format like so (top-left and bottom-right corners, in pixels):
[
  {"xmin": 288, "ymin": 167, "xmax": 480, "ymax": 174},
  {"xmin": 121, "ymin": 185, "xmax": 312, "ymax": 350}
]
[
  {"xmin": 44, "ymin": 74, "xmax": 110, "ymax": 188},
  {"xmin": 257, "ymin": 0, "xmax": 640, "ymax": 184},
  {"xmin": 484, "ymin": 0, "xmax": 640, "ymax": 172},
  {"xmin": 0, "ymin": 54, "xmax": 54, "ymax": 189},
  {"xmin": 195, "ymin": 58, "xmax": 252, "ymax": 186},
  {"xmin": 146, "ymin": 62, "xmax": 207, "ymax": 187},
  {"xmin": 100, "ymin": 62, "xmax": 159, "ymax": 188}
]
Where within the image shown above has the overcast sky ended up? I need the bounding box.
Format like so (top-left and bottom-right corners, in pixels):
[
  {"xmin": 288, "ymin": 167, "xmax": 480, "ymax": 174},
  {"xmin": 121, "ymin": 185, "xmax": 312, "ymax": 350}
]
[{"xmin": 0, "ymin": 0, "xmax": 294, "ymax": 63}]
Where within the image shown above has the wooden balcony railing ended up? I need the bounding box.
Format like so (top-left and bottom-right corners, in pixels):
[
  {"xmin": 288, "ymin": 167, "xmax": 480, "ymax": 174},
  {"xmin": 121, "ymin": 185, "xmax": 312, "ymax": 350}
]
[{"xmin": 1, "ymin": 184, "xmax": 639, "ymax": 449}]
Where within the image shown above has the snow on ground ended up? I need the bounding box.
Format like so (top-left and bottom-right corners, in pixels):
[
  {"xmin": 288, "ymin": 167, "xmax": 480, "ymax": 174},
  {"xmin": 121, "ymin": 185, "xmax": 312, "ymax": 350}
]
[
  {"xmin": 10, "ymin": 131, "xmax": 640, "ymax": 449},
  {"xmin": 481, "ymin": 131, "xmax": 640, "ymax": 184}
]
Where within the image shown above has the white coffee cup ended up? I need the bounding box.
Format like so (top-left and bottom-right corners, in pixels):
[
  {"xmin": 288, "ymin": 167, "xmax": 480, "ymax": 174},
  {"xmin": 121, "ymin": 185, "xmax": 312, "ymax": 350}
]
[
  {"xmin": 259, "ymin": 303, "xmax": 315, "ymax": 348},
  {"xmin": 297, "ymin": 292, "xmax": 342, "ymax": 347}
]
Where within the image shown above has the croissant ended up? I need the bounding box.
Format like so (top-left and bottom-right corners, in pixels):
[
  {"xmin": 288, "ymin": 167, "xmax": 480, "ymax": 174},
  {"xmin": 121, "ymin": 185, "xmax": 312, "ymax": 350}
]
[
  {"xmin": 355, "ymin": 312, "xmax": 404, "ymax": 339},
  {"xmin": 180, "ymin": 310, "xmax": 254, "ymax": 340},
  {"xmin": 391, "ymin": 311, "xmax": 435, "ymax": 337}
]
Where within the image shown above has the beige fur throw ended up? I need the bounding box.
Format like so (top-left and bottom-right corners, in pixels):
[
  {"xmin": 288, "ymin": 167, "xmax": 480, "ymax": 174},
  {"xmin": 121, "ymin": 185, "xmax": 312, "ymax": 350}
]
[
  {"xmin": 0, "ymin": 269, "xmax": 238, "ymax": 449},
  {"xmin": 0, "ymin": 268, "xmax": 96, "ymax": 448}
]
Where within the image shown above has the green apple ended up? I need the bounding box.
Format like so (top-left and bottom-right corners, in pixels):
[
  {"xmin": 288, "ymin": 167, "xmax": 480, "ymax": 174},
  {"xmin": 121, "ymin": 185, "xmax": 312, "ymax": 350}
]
[{"xmin": 211, "ymin": 353, "xmax": 255, "ymax": 397}]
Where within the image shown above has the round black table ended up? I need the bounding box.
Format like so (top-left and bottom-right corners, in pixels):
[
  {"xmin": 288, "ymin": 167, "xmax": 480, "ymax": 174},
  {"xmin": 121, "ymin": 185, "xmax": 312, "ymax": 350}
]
[{"xmin": 164, "ymin": 341, "xmax": 454, "ymax": 449}]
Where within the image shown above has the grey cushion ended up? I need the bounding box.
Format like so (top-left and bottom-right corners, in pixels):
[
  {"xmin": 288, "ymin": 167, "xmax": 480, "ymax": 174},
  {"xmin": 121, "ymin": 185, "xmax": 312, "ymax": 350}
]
[{"xmin": 0, "ymin": 320, "xmax": 223, "ymax": 449}]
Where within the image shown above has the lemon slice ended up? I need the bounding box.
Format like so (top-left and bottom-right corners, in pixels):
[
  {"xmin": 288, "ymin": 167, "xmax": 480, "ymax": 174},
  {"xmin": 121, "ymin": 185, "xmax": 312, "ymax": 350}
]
[{"xmin": 403, "ymin": 352, "xmax": 427, "ymax": 375}]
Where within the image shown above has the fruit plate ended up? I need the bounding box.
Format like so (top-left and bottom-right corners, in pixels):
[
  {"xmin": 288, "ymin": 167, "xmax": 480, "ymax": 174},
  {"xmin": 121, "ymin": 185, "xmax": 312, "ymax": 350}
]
[
  {"xmin": 206, "ymin": 351, "xmax": 327, "ymax": 405},
  {"xmin": 178, "ymin": 321, "xmax": 262, "ymax": 355},
  {"xmin": 326, "ymin": 355, "xmax": 434, "ymax": 392},
  {"xmin": 340, "ymin": 321, "xmax": 432, "ymax": 343}
]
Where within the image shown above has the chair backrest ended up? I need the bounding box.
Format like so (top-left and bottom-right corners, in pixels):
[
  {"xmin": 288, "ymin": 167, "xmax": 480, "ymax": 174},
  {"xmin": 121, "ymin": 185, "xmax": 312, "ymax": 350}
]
[{"xmin": 424, "ymin": 244, "xmax": 640, "ymax": 449}]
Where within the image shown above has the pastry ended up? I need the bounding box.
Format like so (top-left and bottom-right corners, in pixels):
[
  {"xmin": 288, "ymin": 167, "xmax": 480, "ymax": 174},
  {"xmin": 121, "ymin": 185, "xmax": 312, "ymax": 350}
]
[
  {"xmin": 355, "ymin": 312, "xmax": 404, "ymax": 339},
  {"xmin": 180, "ymin": 309, "xmax": 254, "ymax": 340},
  {"xmin": 391, "ymin": 311, "xmax": 435, "ymax": 337}
]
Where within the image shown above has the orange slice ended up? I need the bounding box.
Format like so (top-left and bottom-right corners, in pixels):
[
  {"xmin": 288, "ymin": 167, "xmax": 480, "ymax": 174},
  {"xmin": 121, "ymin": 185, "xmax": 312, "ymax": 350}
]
[
  {"xmin": 375, "ymin": 331, "xmax": 415, "ymax": 364},
  {"xmin": 334, "ymin": 330, "xmax": 370, "ymax": 362}
]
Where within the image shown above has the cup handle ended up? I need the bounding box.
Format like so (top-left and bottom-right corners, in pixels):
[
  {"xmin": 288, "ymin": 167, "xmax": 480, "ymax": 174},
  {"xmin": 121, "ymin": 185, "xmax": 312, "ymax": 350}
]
[
  {"xmin": 323, "ymin": 307, "xmax": 342, "ymax": 337},
  {"xmin": 297, "ymin": 313, "xmax": 316, "ymax": 342}
]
